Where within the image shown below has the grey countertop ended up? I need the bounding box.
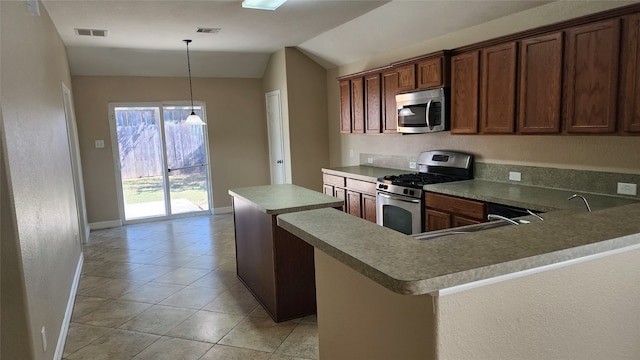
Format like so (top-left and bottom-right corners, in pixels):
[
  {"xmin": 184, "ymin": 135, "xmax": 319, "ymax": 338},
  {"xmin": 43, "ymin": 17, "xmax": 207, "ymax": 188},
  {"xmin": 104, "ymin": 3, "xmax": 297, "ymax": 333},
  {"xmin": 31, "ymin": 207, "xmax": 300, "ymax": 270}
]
[
  {"xmin": 288, "ymin": 166, "xmax": 640, "ymax": 295},
  {"xmin": 322, "ymin": 165, "xmax": 412, "ymax": 183},
  {"xmin": 278, "ymin": 204, "xmax": 640, "ymax": 295},
  {"xmin": 229, "ymin": 184, "xmax": 343, "ymax": 215}
]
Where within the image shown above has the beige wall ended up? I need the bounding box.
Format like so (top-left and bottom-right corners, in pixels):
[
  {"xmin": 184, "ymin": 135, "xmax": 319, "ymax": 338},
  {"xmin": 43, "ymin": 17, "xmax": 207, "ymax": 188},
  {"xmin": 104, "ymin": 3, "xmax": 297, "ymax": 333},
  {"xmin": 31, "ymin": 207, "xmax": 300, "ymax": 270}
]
[
  {"xmin": 1, "ymin": 1, "xmax": 83, "ymax": 359},
  {"xmin": 437, "ymin": 246, "xmax": 640, "ymax": 359},
  {"xmin": 263, "ymin": 48, "xmax": 330, "ymax": 191},
  {"xmin": 328, "ymin": 1, "xmax": 640, "ymax": 174},
  {"xmin": 72, "ymin": 76, "xmax": 270, "ymax": 223},
  {"xmin": 285, "ymin": 48, "xmax": 330, "ymax": 191}
]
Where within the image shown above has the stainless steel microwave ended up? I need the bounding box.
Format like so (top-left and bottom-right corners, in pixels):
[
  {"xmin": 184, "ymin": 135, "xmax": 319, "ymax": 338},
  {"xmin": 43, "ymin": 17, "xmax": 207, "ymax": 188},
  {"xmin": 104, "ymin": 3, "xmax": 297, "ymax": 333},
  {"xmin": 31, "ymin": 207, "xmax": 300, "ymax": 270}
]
[{"xmin": 396, "ymin": 88, "xmax": 449, "ymax": 134}]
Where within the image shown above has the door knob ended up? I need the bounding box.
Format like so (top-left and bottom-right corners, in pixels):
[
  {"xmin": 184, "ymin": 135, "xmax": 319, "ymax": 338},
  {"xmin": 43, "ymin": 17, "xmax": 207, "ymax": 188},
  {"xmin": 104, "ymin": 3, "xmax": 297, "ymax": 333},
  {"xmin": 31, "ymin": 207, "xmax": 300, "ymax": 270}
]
[{"xmin": 277, "ymin": 160, "xmax": 283, "ymax": 164}]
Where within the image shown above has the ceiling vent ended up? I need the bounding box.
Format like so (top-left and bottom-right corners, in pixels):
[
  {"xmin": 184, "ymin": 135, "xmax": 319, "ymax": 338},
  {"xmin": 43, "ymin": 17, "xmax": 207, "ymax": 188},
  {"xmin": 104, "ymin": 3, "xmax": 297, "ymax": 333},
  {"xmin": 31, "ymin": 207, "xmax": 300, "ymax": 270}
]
[
  {"xmin": 75, "ymin": 28, "xmax": 108, "ymax": 37},
  {"xmin": 196, "ymin": 27, "xmax": 221, "ymax": 34}
]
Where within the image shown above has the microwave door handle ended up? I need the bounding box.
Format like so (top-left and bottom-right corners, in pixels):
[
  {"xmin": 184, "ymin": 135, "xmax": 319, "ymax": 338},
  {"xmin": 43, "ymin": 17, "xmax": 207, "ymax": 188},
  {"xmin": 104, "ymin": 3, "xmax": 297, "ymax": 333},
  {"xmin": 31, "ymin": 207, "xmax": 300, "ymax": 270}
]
[{"xmin": 426, "ymin": 99, "xmax": 433, "ymax": 130}]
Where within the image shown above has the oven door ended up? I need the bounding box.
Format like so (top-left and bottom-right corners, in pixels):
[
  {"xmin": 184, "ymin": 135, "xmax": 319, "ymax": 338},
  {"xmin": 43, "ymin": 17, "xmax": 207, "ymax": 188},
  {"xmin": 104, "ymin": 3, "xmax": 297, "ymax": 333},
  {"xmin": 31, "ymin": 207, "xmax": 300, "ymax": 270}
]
[{"xmin": 376, "ymin": 192, "xmax": 422, "ymax": 235}]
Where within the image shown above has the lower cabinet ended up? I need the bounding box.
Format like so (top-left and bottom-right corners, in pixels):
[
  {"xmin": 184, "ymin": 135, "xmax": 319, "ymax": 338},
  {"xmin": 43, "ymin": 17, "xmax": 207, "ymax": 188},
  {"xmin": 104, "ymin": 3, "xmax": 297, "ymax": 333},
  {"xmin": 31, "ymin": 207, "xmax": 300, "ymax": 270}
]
[
  {"xmin": 425, "ymin": 192, "xmax": 486, "ymax": 231},
  {"xmin": 232, "ymin": 196, "xmax": 316, "ymax": 322},
  {"xmin": 323, "ymin": 172, "xmax": 377, "ymax": 223}
]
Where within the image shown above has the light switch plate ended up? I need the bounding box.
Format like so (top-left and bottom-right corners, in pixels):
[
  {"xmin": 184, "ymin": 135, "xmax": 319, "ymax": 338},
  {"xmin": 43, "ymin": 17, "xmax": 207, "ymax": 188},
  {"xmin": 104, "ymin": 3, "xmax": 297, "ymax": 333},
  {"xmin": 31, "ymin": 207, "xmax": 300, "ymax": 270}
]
[
  {"xmin": 95, "ymin": 140, "xmax": 105, "ymax": 148},
  {"xmin": 367, "ymin": 157, "xmax": 373, "ymax": 164},
  {"xmin": 409, "ymin": 161, "xmax": 417, "ymax": 169},
  {"xmin": 509, "ymin": 171, "xmax": 521, "ymax": 182}
]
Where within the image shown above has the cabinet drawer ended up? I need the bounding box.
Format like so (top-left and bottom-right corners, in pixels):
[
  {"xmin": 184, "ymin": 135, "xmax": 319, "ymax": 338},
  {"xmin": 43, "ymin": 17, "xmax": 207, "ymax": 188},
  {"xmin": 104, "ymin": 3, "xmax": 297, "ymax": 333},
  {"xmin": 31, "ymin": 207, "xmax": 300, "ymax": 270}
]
[
  {"xmin": 425, "ymin": 193, "xmax": 486, "ymax": 220},
  {"xmin": 346, "ymin": 178, "xmax": 376, "ymax": 195},
  {"xmin": 323, "ymin": 173, "xmax": 345, "ymax": 188}
]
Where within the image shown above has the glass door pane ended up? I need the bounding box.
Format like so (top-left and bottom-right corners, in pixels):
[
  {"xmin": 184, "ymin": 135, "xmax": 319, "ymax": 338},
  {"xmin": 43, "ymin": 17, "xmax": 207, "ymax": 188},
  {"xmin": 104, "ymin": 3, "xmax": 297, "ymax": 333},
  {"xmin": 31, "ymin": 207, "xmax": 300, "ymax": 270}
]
[
  {"xmin": 114, "ymin": 106, "xmax": 168, "ymax": 220},
  {"xmin": 163, "ymin": 105, "xmax": 210, "ymax": 215}
]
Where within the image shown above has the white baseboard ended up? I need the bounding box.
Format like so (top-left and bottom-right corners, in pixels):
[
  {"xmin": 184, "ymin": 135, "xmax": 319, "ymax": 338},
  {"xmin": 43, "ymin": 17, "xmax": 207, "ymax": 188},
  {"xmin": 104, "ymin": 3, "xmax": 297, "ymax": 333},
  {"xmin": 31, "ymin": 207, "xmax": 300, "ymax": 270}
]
[
  {"xmin": 54, "ymin": 252, "xmax": 83, "ymax": 360},
  {"xmin": 213, "ymin": 206, "xmax": 233, "ymax": 215},
  {"xmin": 89, "ymin": 220, "xmax": 122, "ymax": 230}
]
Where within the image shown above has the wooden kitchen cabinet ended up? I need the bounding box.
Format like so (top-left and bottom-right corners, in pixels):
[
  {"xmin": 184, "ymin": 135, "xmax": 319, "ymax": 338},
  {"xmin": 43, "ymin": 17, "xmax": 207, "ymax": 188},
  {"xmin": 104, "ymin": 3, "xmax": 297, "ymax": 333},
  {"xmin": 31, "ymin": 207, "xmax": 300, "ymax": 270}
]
[
  {"xmin": 233, "ymin": 197, "xmax": 317, "ymax": 322},
  {"xmin": 323, "ymin": 172, "xmax": 377, "ymax": 223},
  {"xmin": 381, "ymin": 70, "xmax": 399, "ymax": 133},
  {"xmin": 450, "ymin": 51, "xmax": 480, "ymax": 134},
  {"xmin": 362, "ymin": 194, "xmax": 377, "ymax": 223},
  {"xmin": 351, "ymin": 77, "xmax": 365, "ymax": 134},
  {"xmin": 563, "ymin": 19, "xmax": 621, "ymax": 134},
  {"xmin": 425, "ymin": 208, "xmax": 451, "ymax": 232},
  {"xmin": 425, "ymin": 192, "xmax": 486, "ymax": 231},
  {"xmin": 480, "ymin": 42, "xmax": 518, "ymax": 134},
  {"xmin": 518, "ymin": 32, "xmax": 563, "ymax": 134},
  {"xmin": 365, "ymin": 72, "xmax": 382, "ymax": 133},
  {"xmin": 619, "ymin": 13, "xmax": 640, "ymax": 134},
  {"xmin": 417, "ymin": 56, "xmax": 448, "ymax": 89},
  {"xmin": 395, "ymin": 63, "xmax": 416, "ymax": 93},
  {"xmin": 339, "ymin": 80, "xmax": 352, "ymax": 134}
]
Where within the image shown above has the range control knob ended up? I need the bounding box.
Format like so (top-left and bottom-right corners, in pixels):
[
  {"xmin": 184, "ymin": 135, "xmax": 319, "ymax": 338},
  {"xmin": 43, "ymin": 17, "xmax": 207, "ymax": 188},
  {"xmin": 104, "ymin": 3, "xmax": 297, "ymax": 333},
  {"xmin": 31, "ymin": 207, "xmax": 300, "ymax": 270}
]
[
  {"xmin": 403, "ymin": 189, "xmax": 408, "ymax": 195},
  {"xmin": 409, "ymin": 190, "xmax": 415, "ymax": 196}
]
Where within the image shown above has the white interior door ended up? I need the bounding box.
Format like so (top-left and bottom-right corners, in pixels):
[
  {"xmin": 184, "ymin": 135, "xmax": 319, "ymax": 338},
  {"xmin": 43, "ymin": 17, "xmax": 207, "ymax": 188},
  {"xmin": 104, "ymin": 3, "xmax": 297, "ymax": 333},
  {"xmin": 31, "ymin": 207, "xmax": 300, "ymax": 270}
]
[{"xmin": 266, "ymin": 90, "xmax": 286, "ymax": 184}]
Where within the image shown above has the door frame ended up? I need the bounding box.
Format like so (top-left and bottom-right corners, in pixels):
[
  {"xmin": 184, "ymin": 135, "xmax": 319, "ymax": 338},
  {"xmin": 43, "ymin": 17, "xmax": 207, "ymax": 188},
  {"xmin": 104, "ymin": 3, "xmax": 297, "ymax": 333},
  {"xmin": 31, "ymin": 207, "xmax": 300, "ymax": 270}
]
[
  {"xmin": 62, "ymin": 82, "xmax": 89, "ymax": 244},
  {"xmin": 108, "ymin": 101, "xmax": 213, "ymax": 224}
]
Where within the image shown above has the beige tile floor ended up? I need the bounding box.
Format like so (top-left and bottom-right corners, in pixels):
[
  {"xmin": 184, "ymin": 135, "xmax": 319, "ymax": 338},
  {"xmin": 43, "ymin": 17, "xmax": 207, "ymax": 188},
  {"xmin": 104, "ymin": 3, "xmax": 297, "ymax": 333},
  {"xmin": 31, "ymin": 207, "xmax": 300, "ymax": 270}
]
[{"xmin": 63, "ymin": 214, "xmax": 318, "ymax": 360}]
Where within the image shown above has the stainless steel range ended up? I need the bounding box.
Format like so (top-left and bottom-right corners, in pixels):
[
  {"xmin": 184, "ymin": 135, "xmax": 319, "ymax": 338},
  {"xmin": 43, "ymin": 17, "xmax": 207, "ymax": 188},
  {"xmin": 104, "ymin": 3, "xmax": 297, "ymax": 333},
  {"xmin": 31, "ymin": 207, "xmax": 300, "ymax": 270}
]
[{"xmin": 376, "ymin": 150, "xmax": 474, "ymax": 235}]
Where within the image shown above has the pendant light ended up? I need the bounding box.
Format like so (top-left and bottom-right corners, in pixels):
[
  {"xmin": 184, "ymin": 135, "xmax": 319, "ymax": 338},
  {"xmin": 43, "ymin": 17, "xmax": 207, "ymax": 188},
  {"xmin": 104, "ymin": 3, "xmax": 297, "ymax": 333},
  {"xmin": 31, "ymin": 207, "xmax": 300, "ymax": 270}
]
[{"xmin": 183, "ymin": 39, "xmax": 206, "ymax": 125}]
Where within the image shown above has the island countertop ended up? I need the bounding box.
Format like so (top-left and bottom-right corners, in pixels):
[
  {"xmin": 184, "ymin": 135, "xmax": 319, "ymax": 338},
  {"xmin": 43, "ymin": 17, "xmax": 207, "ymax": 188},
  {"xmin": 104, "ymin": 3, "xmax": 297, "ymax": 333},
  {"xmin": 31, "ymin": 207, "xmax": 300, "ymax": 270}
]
[
  {"xmin": 277, "ymin": 203, "xmax": 640, "ymax": 295},
  {"xmin": 229, "ymin": 184, "xmax": 343, "ymax": 215}
]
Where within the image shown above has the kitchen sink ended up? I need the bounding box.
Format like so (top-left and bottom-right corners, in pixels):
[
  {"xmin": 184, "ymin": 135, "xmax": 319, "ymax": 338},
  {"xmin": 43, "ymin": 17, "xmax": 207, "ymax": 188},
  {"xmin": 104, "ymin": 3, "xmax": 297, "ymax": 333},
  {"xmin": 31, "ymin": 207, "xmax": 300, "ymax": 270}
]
[{"xmin": 412, "ymin": 220, "xmax": 516, "ymax": 241}]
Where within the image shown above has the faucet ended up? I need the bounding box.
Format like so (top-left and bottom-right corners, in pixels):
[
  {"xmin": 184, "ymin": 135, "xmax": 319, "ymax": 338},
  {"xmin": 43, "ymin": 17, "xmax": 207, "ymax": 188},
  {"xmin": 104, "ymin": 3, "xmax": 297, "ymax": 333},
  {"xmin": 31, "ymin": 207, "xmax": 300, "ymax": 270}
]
[
  {"xmin": 487, "ymin": 214, "xmax": 520, "ymax": 225},
  {"xmin": 567, "ymin": 194, "xmax": 592, "ymax": 212},
  {"xmin": 526, "ymin": 209, "xmax": 544, "ymax": 221}
]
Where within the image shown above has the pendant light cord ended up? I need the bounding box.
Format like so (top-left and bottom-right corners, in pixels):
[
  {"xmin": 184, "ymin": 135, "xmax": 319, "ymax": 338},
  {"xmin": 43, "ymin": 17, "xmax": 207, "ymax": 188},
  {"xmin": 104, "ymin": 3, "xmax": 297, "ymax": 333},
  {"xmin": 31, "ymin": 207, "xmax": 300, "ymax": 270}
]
[{"xmin": 184, "ymin": 39, "xmax": 195, "ymax": 113}]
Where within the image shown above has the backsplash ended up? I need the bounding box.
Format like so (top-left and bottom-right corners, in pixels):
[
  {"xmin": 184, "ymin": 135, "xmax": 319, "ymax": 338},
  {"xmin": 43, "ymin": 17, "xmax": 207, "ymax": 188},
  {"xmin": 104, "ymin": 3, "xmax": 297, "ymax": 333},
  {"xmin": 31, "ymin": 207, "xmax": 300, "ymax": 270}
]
[{"xmin": 361, "ymin": 153, "xmax": 640, "ymax": 199}]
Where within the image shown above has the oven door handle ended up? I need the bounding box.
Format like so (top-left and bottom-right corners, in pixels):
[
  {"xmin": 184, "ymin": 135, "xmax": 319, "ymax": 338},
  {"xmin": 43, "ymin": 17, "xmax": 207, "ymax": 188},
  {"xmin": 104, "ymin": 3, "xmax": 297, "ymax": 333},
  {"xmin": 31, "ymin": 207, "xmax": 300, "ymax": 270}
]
[{"xmin": 377, "ymin": 192, "xmax": 421, "ymax": 204}]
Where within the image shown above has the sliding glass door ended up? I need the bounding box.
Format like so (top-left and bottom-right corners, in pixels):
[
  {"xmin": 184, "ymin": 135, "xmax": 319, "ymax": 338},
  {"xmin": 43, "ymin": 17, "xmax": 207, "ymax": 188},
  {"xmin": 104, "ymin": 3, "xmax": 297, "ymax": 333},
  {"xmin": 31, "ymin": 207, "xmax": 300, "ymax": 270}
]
[{"xmin": 110, "ymin": 103, "xmax": 211, "ymax": 222}]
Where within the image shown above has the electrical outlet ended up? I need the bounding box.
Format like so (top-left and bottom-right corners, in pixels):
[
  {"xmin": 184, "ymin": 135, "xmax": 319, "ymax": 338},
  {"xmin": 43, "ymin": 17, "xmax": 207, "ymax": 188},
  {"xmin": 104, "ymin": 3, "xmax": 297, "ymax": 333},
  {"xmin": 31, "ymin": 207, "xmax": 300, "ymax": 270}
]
[
  {"xmin": 95, "ymin": 140, "xmax": 105, "ymax": 148},
  {"xmin": 41, "ymin": 326, "xmax": 47, "ymax": 351},
  {"xmin": 367, "ymin": 157, "xmax": 373, "ymax": 164},
  {"xmin": 509, "ymin": 171, "xmax": 521, "ymax": 182},
  {"xmin": 409, "ymin": 161, "xmax": 417, "ymax": 169},
  {"xmin": 617, "ymin": 182, "xmax": 637, "ymax": 196}
]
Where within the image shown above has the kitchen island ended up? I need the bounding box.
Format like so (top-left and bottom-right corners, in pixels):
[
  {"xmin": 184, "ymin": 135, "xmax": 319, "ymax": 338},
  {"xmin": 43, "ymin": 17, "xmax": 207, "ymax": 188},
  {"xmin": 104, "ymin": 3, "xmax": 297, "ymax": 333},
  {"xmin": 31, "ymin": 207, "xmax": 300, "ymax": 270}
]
[
  {"xmin": 277, "ymin": 200, "xmax": 640, "ymax": 359},
  {"xmin": 228, "ymin": 184, "xmax": 343, "ymax": 322}
]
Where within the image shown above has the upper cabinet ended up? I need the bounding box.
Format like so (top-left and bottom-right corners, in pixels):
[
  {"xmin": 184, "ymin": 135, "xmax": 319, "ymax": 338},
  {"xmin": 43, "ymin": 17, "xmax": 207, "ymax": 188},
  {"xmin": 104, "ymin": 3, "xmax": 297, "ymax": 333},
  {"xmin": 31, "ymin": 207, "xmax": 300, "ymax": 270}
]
[
  {"xmin": 417, "ymin": 57, "xmax": 447, "ymax": 89},
  {"xmin": 620, "ymin": 13, "xmax": 640, "ymax": 134},
  {"xmin": 480, "ymin": 42, "xmax": 518, "ymax": 134},
  {"xmin": 365, "ymin": 73, "xmax": 382, "ymax": 134},
  {"xmin": 451, "ymin": 51, "xmax": 480, "ymax": 134},
  {"xmin": 395, "ymin": 64, "xmax": 416, "ymax": 93},
  {"xmin": 381, "ymin": 70, "xmax": 399, "ymax": 134},
  {"xmin": 350, "ymin": 77, "xmax": 365, "ymax": 134},
  {"xmin": 339, "ymin": 80, "xmax": 351, "ymax": 134},
  {"xmin": 563, "ymin": 19, "xmax": 621, "ymax": 134},
  {"xmin": 339, "ymin": 4, "xmax": 640, "ymax": 137},
  {"xmin": 518, "ymin": 32, "xmax": 563, "ymax": 134}
]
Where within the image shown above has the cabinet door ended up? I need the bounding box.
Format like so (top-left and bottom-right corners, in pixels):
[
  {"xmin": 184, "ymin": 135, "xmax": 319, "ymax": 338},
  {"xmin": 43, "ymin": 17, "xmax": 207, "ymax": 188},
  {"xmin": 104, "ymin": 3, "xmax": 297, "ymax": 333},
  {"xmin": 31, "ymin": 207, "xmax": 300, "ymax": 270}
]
[
  {"xmin": 518, "ymin": 33, "xmax": 563, "ymax": 134},
  {"xmin": 382, "ymin": 70, "xmax": 399, "ymax": 134},
  {"xmin": 335, "ymin": 188, "xmax": 347, "ymax": 212},
  {"xmin": 339, "ymin": 80, "xmax": 352, "ymax": 133},
  {"xmin": 480, "ymin": 42, "xmax": 517, "ymax": 134},
  {"xmin": 451, "ymin": 51, "xmax": 480, "ymax": 134},
  {"xmin": 417, "ymin": 57, "xmax": 443, "ymax": 89},
  {"xmin": 365, "ymin": 73, "xmax": 382, "ymax": 133},
  {"xmin": 351, "ymin": 77, "xmax": 365, "ymax": 134},
  {"xmin": 452, "ymin": 215, "xmax": 481, "ymax": 228},
  {"xmin": 362, "ymin": 194, "xmax": 377, "ymax": 223},
  {"xmin": 346, "ymin": 190, "xmax": 362, "ymax": 218},
  {"xmin": 564, "ymin": 19, "xmax": 620, "ymax": 133},
  {"xmin": 620, "ymin": 13, "xmax": 640, "ymax": 134},
  {"xmin": 425, "ymin": 209, "xmax": 451, "ymax": 232},
  {"xmin": 396, "ymin": 64, "xmax": 416, "ymax": 93}
]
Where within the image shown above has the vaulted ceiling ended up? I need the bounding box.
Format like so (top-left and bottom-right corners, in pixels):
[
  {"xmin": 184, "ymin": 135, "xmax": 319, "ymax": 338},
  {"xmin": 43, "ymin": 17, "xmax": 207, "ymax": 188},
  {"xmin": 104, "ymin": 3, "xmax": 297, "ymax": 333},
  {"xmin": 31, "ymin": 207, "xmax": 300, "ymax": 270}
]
[{"xmin": 42, "ymin": 0, "xmax": 551, "ymax": 78}]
